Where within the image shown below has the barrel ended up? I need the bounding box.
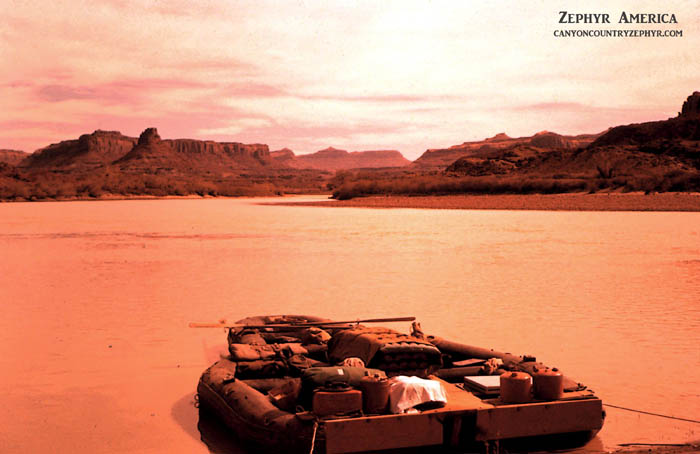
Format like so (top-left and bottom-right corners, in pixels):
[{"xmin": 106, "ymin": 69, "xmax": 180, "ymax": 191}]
[
  {"xmin": 360, "ymin": 375, "xmax": 391, "ymax": 414},
  {"xmin": 499, "ymin": 371, "xmax": 531, "ymax": 403},
  {"xmin": 532, "ymin": 367, "xmax": 564, "ymax": 401},
  {"xmin": 312, "ymin": 385, "xmax": 363, "ymax": 417}
]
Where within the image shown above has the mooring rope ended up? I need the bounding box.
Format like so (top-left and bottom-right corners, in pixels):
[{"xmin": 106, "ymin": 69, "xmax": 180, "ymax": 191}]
[
  {"xmin": 604, "ymin": 403, "xmax": 700, "ymax": 424},
  {"xmin": 308, "ymin": 420, "xmax": 319, "ymax": 454}
]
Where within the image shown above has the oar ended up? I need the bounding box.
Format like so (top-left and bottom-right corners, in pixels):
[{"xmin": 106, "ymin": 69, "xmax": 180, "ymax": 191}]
[
  {"xmin": 188, "ymin": 316, "xmax": 415, "ymax": 329},
  {"xmin": 299, "ymin": 316, "xmax": 416, "ymax": 326}
]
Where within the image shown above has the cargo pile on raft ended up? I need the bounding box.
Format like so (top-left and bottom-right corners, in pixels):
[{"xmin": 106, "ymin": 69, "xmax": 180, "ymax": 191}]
[{"xmin": 193, "ymin": 315, "xmax": 604, "ymax": 454}]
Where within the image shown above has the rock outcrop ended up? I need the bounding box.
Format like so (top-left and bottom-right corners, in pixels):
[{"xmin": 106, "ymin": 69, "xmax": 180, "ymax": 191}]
[
  {"xmin": 270, "ymin": 148, "xmax": 296, "ymax": 161},
  {"xmin": 137, "ymin": 127, "xmax": 161, "ymax": 145},
  {"xmin": 519, "ymin": 91, "xmax": 700, "ymax": 178},
  {"xmin": 439, "ymin": 91, "xmax": 700, "ymax": 178},
  {"xmin": 19, "ymin": 127, "xmax": 277, "ymax": 174},
  {"xmin": 591, "ymin": 92, "xmax": 700, "ymax": 148},
  {"xmin": 0, "ymin": 149, "xmax": 28, "ymax": 166},
  {"xmin": 529, "ymin": 131, "xmax": 575, "ymax": 149},
  {"xmin": 485, "ymin": 133, "xmax": 511, "ymax": 142},
  {"xmin": 115, "ymin": 127, "xmax": 273, "ymax": 172},
  {"xmin": 283, "ymin": 147, "xmax": 410, "ymax": 171},
  {"xmin": 589, "ymin": 117, "xmax": 700, "ymax": 147},
  {"xmin": 20, "ymin": 130, "xmax": 137, "ymax": 169},
  {"xmin": 680, "ymin": 91, "xmax": 700, "ymax": 117},
  {"xmin": 414, "ymin": 131, "xmax": 599, "ymax": 169},
  {"xmin": 314, "ymin": 147, "xmax": 348, "ymax": 158}
]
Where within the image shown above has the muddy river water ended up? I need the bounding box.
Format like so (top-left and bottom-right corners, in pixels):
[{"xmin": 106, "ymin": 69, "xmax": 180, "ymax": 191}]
[{"xmin": 1, "ymin": 196, "xmax": 698, "ymax": 453}]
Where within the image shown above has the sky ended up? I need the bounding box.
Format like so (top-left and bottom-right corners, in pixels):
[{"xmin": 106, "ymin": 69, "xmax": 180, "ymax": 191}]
[{"xmin": 1, "ymin": 0, "xmax": 698, "ymax": 160}]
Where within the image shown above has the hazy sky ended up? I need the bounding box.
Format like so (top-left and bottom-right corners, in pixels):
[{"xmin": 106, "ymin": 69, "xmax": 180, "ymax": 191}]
[{"xmin": 1, "ymin": 0, "xmax": 698, "ymax": 159}]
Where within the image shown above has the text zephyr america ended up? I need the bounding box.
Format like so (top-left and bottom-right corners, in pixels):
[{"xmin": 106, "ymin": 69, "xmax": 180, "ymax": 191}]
[{"xmin": 558, "ymin": 12, "xmax": 678, "ymax": 24}]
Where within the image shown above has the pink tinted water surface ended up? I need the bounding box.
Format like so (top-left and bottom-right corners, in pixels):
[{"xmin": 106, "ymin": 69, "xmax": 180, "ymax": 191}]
[{"xmin": 0, "ymin": 197, "xmax": 698, "ymax": 453}]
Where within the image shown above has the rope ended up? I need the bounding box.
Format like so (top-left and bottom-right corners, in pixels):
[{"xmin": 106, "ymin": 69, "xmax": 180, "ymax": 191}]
[
  {"xmin": 604, "ymin": 403, "xmax": 700, "ymax": 424},
  {"xmin": 309, "ymin": 420, "xmax": 319, "ymax": 454}
]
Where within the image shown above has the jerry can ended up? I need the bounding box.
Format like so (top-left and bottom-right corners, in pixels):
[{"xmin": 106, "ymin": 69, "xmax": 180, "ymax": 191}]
[
  {"xmin": 359, "ymin": 374, "xmax": 391, "ymax": 414},
  {"xmin": 532, "ymin": 366, "xmax": 564, "ymax": 401},
  {"xmin": 500, "ymin": 371, "xmax": 532, "ymax": 403}
]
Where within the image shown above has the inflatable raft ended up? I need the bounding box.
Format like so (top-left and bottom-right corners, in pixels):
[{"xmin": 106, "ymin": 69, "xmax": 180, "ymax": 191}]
[{"xmin": 196, "ymin": 315, "xmax": 604, "ymax": 453}]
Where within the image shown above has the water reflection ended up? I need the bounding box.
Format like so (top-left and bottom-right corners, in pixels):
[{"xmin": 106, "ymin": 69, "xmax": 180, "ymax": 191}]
[
  {"xmin": 171, "ymin": 393, "xmax": 202, "ymax": 442},
  {"xmin": 197, "ymin": 407, "xmax": 250, "ymax": 454}
]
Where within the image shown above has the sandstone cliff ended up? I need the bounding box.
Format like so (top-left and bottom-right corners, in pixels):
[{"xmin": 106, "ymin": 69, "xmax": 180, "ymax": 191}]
[
  {"xmin": 0, "ymin": 149, "xmax": 28, "ymax": 166},
  {"xmin": 21, "ymin": 130, "xmax": 137, "ymax": 169},
  {"xmin": 447, "ymin": 92, "xmax": 700, "ymax": 180},
  {"xmin": 19, "ymin": 127, "xmax": 279, "ymax": 174},
  {"xmin": 680, "ymin": 91, "xmax": 700, "ymax": 117},
  {"xmin": 529, "ymin": 131, "xmax": 577, "ymax": 149},
  {"xmin": 588, "ymin": 92, "xmax": 700, "ymax": 149},
  {"xmin": 414, "ymin": 131, "xmax": 600, "ymax": 169},
  {"xmin": 114, "ymin": 127, "xmax": 274, "ymax": 173},
  {"xmin": 270, "ymin": 148, "xmax": 296, "ymax": 162},
  {"xmin": 272, "ymin": 146, "xmax": 410, "ymax": 171}
]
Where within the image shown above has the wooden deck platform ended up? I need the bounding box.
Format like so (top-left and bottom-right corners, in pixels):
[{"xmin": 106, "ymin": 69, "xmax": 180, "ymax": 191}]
[{"xmin": 323, "ymin": 378, "xmax": 603, "ymax": 454}]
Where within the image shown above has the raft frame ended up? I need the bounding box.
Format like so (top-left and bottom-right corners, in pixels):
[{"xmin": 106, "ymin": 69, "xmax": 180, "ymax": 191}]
[{"xmin": 196, "ymin": 315, "xmax": 604, "ymax": 453}]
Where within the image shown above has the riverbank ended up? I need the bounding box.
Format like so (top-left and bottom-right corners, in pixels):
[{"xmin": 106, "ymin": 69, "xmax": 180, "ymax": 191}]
[
  {"xmin": 274, "ymin": 192, "xmax": 700, "ymax": 211},
  {"xmin": 4, "ymin": 192, "xmax": 700, "ymax": 211},
  {"xmin": 0, "ymin": 194, "xmax": 213, "ymax": 203},
  {"xmin": 0, "ymin": 192, "xmax": 310, "ymax": 203},
  {"xmin": 610, "ymin": 443, "xmax": 700, "ymax": 454}
]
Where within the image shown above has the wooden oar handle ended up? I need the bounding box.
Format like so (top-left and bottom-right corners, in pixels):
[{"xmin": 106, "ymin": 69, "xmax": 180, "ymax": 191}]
[
  {"xmin": 189, "ymin": 322, "xmax": 231, "ymax": 328},
  {"xmin": 188, "ymin": 316, "xmax": 416, "ymax": 329},
  {"xmin": 301, "ymin": 316, "xmax": 416, "ymax": 326}
]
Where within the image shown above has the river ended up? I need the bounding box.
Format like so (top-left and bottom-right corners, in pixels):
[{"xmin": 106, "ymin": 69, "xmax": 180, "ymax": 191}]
[{"xmin": 0, "ymin": 196, "xmax": 698, "ymax": 453}]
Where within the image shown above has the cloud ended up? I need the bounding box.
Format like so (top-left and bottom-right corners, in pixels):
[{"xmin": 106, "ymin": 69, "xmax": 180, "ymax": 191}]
[
  {"xmin": 222, "ymin": 83, "xmax": 288, "ymax": 98},
  {"xmin": 198, "ymin": 118, "xmax": 274, "ymax": 136},
  {"xmin": 516, "ymin": 102, "xmax": 589, "ymax": 112},
  {"xmin": 0, "ymin": 120, "xmax": 94, "ymax": 152},
  {"xmin": 33, "ymin": 78, "xmax": 210, "ymax": 104},
  {"xmin": 99, "ymin": 0, "xmax": 227, "ymax": 19},
  {"xmin": 197, "ymin": 116, "xmax": 415, "ymax": 154},
  {"xmin": 165, "ymin": 58, "xmax": 258, "ymax": 74},
  {"xmin": 239, "ymin": 120, "xmax": 407, "ymax": 141},
  {"xmin": 37, "ymin": 85, "xmax": 96, "ymax": 102},
  {"xmin": 512, "ymin": 101, "xmax": 674, "ymax": 123},
  {"xmin": 0, "ymin": 119, "xmax": 78, "ymax": 131},
  {"xmin": 214, "ymin": 83, "xmax": 453, "ymax": 103},
  {"xmin": 301, "ymin": 93, "xmax": 452, "ymax": 103},
  {"xmin": 2, "ymin": 0, "xmax": 698, "ymax": 158},
  {"xmin": 35, "ymin": 78, "xmax": 448, "ymax": 106},
  {"xmin": 3, "ymin": 80, "xmax": 35, "ymax": 89}
]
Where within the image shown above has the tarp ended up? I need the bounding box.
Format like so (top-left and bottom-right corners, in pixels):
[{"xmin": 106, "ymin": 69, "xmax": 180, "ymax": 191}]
[
  {"xmin": 328, "ymin": 326, "xmax": 442, "ymax": 376},
  {"xmin": 388, "ymin": 376, "xmax": 447, "ymax": 414},
  {"xmin": 301, "ymin": 366, "xmax": 386, "ymax": 389}
]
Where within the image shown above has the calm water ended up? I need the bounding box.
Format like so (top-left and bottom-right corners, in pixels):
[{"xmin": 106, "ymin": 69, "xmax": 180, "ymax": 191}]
[{"xmin": 0, "ymin": 197, "xmax": 698, "ymax": 453}]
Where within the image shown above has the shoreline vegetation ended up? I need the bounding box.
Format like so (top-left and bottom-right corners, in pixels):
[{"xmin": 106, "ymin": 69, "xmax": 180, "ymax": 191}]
[
  {"xmin": 2, "ymin": 192, "xmax": 700, "ymax": 212},
  {"xmin": 275, "ymin": 192, "xmax": 700, "ymax": 212},
  {"xmin": 2, "ymin": 175, "xmax": 700, "ymax": 208},
  {"xmin": 328, "ymin": 172, "xmax": 700, "ymax": 201}
]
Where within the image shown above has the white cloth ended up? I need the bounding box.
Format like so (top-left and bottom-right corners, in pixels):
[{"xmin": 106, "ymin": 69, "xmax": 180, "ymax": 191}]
[{"xmin": 388, "ymin": 376, "xmax": 447, "ymax": 414}]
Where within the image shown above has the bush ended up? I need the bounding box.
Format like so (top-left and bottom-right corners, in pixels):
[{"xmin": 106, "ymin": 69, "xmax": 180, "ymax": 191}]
[{"xmin": 331, "ymin": 175, "xmax": 590, "ymax": 199}]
